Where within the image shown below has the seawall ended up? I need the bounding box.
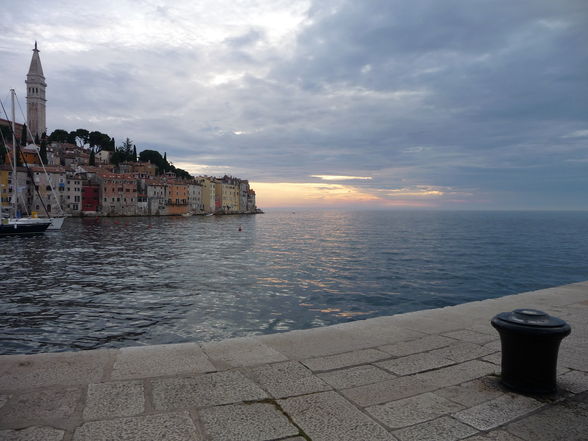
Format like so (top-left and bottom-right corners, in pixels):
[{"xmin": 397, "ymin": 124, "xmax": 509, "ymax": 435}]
[{"xmin": 1, "ymin": 281, "xmax": 587, "ymax": 440}]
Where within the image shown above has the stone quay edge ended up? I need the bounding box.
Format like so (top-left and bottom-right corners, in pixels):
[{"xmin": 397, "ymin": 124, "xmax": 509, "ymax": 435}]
[{"xmin": 1, "ymin": 281, "xmax": 587, "ymax": 441}]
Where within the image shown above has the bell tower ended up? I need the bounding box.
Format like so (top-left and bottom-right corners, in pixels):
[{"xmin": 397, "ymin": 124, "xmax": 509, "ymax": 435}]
[{"xmin": 25, "ymin": 41, "xmax": 47, "ymax": 142}]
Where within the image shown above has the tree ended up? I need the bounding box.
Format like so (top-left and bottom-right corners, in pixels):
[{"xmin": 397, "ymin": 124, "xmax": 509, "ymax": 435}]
[
  {"xmin": 89, "ymin": 147, "xmax": 96, "ymax": 166},
  {"xmin": 20, "ymin": 124, "xmax": 27, "ymax": 146},
  {"xmin": 34, "ymin": 133, "xmax": 40, "ymax": 145},
  {"xmin": 139, "ymin": 149, "xmax": 166, "ymax": 174},
  {"xmin": 70, "ymin": 128, "xmax": 90, "ymax": 148},
  {"xmin": 133, "ymin": 145, "xmax": 137, "ymax": 162},
  {"xmin": 48, "ymin": 129, "xmax": 69, "ymax": 143},
  {"xmin": 89, "ymin": 131, "xmax": 112, "ymax": 152},
  {"xmin": 39, "ymin": 134, "xmax": 48, "ymax": 165}
]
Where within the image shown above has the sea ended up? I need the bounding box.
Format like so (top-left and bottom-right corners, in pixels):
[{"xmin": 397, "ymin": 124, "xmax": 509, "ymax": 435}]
[{"xmin": 0, "ymin": 210, "xmax": 587, "ymax": 355}]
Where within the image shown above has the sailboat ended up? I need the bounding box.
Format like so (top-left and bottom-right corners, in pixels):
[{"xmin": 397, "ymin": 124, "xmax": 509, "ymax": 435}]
[{"xmin": 0, "ymin": 89, "xmax": 51, "ymax": 236}]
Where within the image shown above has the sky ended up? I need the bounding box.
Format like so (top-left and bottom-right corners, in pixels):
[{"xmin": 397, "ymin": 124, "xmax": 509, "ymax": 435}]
[{"xmin": 1, "ymin": 0, "xmax": 587, "ymax": 209}]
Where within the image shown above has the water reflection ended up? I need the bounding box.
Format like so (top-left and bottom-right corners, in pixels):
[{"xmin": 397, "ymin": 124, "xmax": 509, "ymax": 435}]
[{"xmin": 1, "ymin": 210, "xmax": 587, "ymax": 354}]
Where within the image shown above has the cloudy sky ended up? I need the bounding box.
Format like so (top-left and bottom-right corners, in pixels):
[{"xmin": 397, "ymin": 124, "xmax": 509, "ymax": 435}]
[{"xmin": 1, "ymin": 0, "xmax": 586, "ymax": 209}]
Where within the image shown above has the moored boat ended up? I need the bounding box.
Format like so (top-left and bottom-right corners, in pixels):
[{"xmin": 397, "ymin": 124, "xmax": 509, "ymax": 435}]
[{"xmin": 0, "ymin": 89, "xmax": 52, "ymax": 236}]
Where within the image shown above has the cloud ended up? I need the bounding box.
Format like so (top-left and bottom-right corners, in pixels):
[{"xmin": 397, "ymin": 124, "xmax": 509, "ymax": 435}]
[
  {"xmin": 563, "ymin": 130, "xmax": 588, "ymax": 139},
  {"xmin": 1, "ymin": 0, "xmax": 586, "ymax": 209},
  {"xmin": 311, "ymin": 175, "xmax": 372, "ymax": 181}
]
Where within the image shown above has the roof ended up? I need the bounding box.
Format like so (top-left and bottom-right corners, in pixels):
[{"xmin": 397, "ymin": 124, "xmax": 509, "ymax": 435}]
[{"xmin": 27, "ymin": 42, "xmax": 45, "ymax": 79}]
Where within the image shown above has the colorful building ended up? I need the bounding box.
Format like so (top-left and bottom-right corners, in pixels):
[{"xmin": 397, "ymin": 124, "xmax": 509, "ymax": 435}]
[{"xmin": 98, "ymin": 173, "xmax": 138, "ymax": 216}]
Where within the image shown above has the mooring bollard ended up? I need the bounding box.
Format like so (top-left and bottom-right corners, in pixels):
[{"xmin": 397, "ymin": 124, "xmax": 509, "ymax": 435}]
[{"xmin": 491, "ymin": 308, "xmax": 571, "ymax": 394}]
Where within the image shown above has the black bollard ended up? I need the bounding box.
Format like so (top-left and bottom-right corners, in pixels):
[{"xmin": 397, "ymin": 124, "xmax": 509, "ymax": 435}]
[{"xmin": 491, "ymin": 308, "xmax": 571, "ymax": 394}]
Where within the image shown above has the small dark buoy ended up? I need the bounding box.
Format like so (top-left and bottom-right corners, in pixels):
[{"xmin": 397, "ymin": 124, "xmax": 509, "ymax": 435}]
[{"xmin": 238, "ymin": 225, "xmax": 242, "ymax": 232}]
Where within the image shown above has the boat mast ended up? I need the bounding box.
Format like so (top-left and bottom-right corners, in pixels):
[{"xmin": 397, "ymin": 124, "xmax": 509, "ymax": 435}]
[{"xmin": 11, "ymin": 89, "xmax": 17, "ymax": 218}]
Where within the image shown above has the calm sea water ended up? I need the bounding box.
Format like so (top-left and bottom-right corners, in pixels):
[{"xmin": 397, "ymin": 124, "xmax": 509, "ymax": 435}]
[{"xmin": 1, "ymin": 210, "xmax": 587, "ymax": 355}]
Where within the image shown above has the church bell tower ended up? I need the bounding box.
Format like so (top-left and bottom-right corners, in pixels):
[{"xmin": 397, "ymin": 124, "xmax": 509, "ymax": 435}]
[{"xmin": 25, "ymin": 41, "xmax": 47, "ymax": 142}]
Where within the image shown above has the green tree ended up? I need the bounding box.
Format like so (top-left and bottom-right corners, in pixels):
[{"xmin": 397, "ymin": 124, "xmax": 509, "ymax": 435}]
[
  {"xmin": 34, "ymin": 133, "xmax": 40, "ymax": 145},
  {"xmin": 89, "ymin": 147, "xmax": 96, "ymax": 166},
  {"xmin": 122, "ymin": 138, "xmax": 133, "ymax": 158},
  {"xmin": 20, "ymin": 124, "xmax": 27, "ymax": 146},
  {"xmin": 39, "ymin": 135, "xmax": 48, "ymax": 165},
  {"xmin": 15, "ymin": 145, "xmax": 22, "ymax": 166},
  {"xmin": 139, "ymin": 149, "xmax": 166, "ymax": 174},
  {"xmin": 133, "ymin": 145, "xmax": 137, "ymax": 162},
  {"xmin": 48, "ymin": 129, "xmax": 69, "ymax": 143},
  {"xmin": 89, "ymin": 131, "xmax": 112, "ymax": 152},
  {"xmin": 71, "ymin": 128, "xmax": 90, "ymax": 148}
]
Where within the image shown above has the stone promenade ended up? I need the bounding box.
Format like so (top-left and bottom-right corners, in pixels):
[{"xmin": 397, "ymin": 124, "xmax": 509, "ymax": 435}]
[{"xmin": 1, "ymin": 282, "xmax": 587, "ymax": 441}]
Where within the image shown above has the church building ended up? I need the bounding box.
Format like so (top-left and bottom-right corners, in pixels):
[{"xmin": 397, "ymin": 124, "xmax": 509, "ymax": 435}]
[{"xmin": 25, "ymin": 41, "xmax": 47, "ymax": 141}]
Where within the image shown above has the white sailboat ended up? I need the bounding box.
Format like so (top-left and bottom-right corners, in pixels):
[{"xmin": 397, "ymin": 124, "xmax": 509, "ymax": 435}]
[{"xmin": 0, "ymin": 89, "xmax": 51, "ymax": 236}]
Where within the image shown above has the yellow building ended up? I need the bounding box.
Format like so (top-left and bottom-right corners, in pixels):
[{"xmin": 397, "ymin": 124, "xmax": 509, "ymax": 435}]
[
  {"xmin": 198, "ymin": 177, "xmax": 216, "ymax": 213},
  {"xmin": 0, "ymin": 165, "xmax": 10, "ymax": 211},
  {"xmin": 215, "ymin": 178, "xmax": 240, "ymax": 213}
]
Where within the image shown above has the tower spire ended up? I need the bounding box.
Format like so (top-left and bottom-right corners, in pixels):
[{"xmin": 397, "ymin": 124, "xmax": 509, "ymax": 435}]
[{"xmin": 26, "ymin": 42, "xmax": 47, "ymax": 142}]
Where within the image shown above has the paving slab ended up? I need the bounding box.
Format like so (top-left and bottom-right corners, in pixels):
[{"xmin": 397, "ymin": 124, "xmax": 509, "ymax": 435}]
[
  {"xmin": 83, "ymin": 380, "xmax": 145, "ymax": 421},
  {"xmin": 482, "ymin": 353, "xmax": 501, "ymax": 366},
  {"xmin": 202, "ymin": 337, "xmax": 288, "ymax": 369},
  {"xmin": 417, "ymin": 360, "xmax": 497, "ymax": 389},
  {"xmin": 389, "ymin": 310, "xmax": 474, "ymax": 334},
  {"xmin": 442, "ymin": 330, "xmax": 497, "ymax": 345},
  {"xmin": 366, "ymin": 392, "xmax": 464, "ymax": 429},
  {"xmin": 558, "ymin": 369, "xmax": 588, "ymax": 393},
  {"xmin": 152, "ymin": 370, "xmax": 268, "ymax": 411},
  {"xmin": 558, "ymin": 342, "xmax": 588, "ymax": 372},
  {"xmin": 0, "ymin": 387, "xmax": 82, "ymax": 430},
  {"xmin": 0, "ymin": 350, "xmax": 112, "ymax": 391},
  {"xmin": 379, "ymin": 335, "xmax": 456, "ymax": 357},
  {"xmin": 302, "ymin": 348, "xmax": 390, "ymax": 372},
  {"xmin": 111, "ymin": 343, "xmax": 215, "ymax": 380},
  {"xmin": 453, "ymin": 394, "xmax": 544, "ymax": 431},
  {"xmin": 393, "ymin": 416, "xmax": 478, "ymax": 441},
  {"xmin": 279, "ymin": 391, "xmax": 396, "ymax": 441},
  {"xmin": 246, "ymin": 361, "xmax": 331, "ymax": 398},
  {"xmin": 318, "ymin": 365, "xmax": 395, "ymax": 389},
  {"xmin": 336, "ymin": 319, "xmax": 425, "ymax": 347},
  {"xmin": 0, "ymin": 426, "xmax": 65, "ymax": 441},
  {"xmin": 341, "ymin": 374, "xmax": 435, "ymax": 407},
  {"xmin": 72, "ymin": 412, "xmax": 202, "ymax": 441},
  {"xmin": 435, "ymin": 377, "xmax": 504, "ymax": 407},
  {"xmin": 504, "ymin": 391, "xmax": 588, "ymax": 441},
  {"xmin": 257, "ymin": 326, "xmax": 375, "ymax": 360},
  {"xmin": 199, "ymin": 402, "xmax": 299, "ymax": 441},
  {"xmin": 429, "ymin": 342, "xmax": 496, "ymax": 363},
  {"xmin": 342, "ymin": 360, "xmax": 495, "ymax": 407},
  {"xmin": 375, "ymin": 352, "xmax": 456, "ymax": 376},
  {"xmin": 463, "ymin": 430, "xmax": 526, "ymax": 440}
]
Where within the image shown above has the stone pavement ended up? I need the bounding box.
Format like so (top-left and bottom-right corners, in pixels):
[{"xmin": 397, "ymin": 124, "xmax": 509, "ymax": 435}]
[{"xmin": 1, "ymin": 281, "xmax": 587, "ymax": 441}]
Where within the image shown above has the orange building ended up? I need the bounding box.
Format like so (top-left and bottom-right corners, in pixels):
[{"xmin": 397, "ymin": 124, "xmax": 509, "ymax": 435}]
[{"xmin": 167, "ymin": 181, "xmax": 189, "ymax": 215}]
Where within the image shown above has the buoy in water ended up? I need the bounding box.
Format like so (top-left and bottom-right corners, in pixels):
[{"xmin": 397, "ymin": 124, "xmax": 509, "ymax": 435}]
[{"xmin": 238, "ymin": 225, "xmax": 242, "ymax": 231}]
